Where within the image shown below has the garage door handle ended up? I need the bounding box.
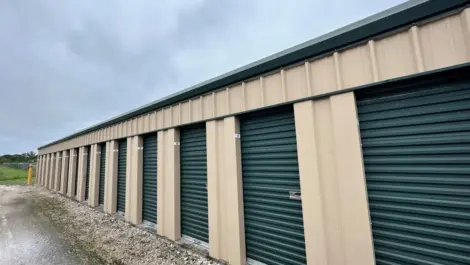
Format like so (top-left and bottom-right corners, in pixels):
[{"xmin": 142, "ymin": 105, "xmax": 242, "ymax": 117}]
[{"xmin": 289, "ymin": 191, "xmax": 301, "ymax": 200}]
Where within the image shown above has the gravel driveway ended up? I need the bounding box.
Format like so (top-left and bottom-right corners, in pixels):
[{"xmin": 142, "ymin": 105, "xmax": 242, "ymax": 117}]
[{"xmin": 9, "ymin": 185, "xmax": 221, "ymax": 265}]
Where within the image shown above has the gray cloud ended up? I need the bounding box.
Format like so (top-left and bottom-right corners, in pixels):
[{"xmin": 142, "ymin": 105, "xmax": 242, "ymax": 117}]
[{"xmin": 0, "ymin": 0, "xmax": 405, "ymax": 154}]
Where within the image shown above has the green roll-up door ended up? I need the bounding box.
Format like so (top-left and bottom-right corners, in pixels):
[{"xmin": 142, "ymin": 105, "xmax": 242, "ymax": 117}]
[
  {"xmin": 180, "ymin": 123, "xmax": 208, "ymax": 243},
  {"xmin": 143, "ymin": 134, "xmax": 158, "ymax": 224},
  {"xmin": 74, "ymin": 148, "xmax": 79, "ymax": 196},
  {"xmin": 240, "ymin": 106, "xmax": 306, "ymax": 265},
  {"xmin": 99, "ymin": 143, "xmax": 106, "ymax": 205},
  {"xmin": 357, "ymin": 79, "xmax": 470, "ymax": 264},
  {"xmin": 85, "ymin": 146, "xmax": 90, "ymax": 200},
  {"xmin": 117, "ymin": 139, "xmax": 127, "ymax": 213}
]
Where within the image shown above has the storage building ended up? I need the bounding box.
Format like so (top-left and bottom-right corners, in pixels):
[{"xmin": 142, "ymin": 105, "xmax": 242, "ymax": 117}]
[{"xmin": 36, "ymin": 1, "xmax": 470, "ymax": 264}]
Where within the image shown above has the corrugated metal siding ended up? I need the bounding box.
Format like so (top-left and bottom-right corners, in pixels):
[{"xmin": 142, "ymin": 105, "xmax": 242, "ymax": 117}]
[
  {"xmin": 57, "ymin": 154, "xmax": 62, "ymax": 190},
  {"xmin": 65, "ymin": 153, "xmax": 69, "ymax": 194},
  {"xmin": 240, "ymin": 106, "xmax": 306, "ymax": 265},
  {"xmin": 117, "ymin": 139, "xmax": 127, "ymax": 213},
  {"xmin": 142, "ymin": 134, "xmax": 158, "ymax": 224},
  {"xmin": 357, "ymin": 79, "xmax": 470, "ymax": 265},
  {"xmin": 74, "ymin": 149, "xmax": 79, "ymax": 196},
  {"xmin": 99, "ymin": 144, "xmax": 106, "ymax": 205},
  {"xmin": 85, "ymin": 146, "xmax": 90, "ymax": 200},
  {"xmin": 180, "ymin": 124, "xmax": 208, "ymax": 243}
]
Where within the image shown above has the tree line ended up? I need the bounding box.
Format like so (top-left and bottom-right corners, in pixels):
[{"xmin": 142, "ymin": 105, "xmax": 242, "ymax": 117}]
[{"xmin": 0, "ymin": 151, "xmax": 37, "ymax": 163}]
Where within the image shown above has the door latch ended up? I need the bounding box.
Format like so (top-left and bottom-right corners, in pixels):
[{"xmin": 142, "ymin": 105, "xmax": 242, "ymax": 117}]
[{"xmin": 289, "ymin": 191, "xmax": 301, "ymax": 200}]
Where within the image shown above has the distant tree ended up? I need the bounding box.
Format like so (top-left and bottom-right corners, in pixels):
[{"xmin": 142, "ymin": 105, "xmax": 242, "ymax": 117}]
[{"xmin": 0, "ymin": 151, "xmax": 37, "ymax": 163}]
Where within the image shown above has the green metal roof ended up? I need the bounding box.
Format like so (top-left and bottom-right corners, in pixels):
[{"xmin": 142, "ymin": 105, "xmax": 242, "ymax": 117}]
[{"xmin": 39, "ymin": 0, "xmax": 469, "ymax": 149}]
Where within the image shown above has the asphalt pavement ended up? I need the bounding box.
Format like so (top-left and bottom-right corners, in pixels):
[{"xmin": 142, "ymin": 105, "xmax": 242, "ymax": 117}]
[{"xmin": 0, "ymin": 185, "xmax": 101, "ymax": 265}]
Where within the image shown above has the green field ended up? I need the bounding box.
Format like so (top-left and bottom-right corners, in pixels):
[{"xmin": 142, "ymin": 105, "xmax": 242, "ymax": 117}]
[{"xmin": 0, "ymin": 166, "xmax": 35, "ymax": 184}]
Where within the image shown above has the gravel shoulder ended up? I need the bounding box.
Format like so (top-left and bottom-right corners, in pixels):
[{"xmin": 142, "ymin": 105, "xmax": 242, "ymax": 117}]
[{"xmin": 31, "ymin": 186, "xmax": 221, "ymax": 265}]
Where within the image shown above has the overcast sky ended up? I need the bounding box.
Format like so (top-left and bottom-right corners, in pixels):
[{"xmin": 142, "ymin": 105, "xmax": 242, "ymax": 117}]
[{"xmin": 0, "ymin": 0, "xmax": 406, "ymax": 155}]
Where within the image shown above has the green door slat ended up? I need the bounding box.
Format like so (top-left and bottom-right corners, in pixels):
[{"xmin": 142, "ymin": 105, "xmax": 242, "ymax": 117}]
[
  {"xmin": 85, "ymin": 146, "xmax": 90, "ymax": 200},
  {"xmin": 117, "ymin": 139, "xmax": 127, "ymax": 213},
  {"xmin": 180, "ymin": 123, "xmax": 208, "ymax": 243},
  {"xmin": 240, "ymin": 106, "xmax": 306, "ymax": 265},
  {"xmin": 142, "ymin": 133, "xmax": 158, "ymax": 224},
  {"xmin": 356, "ymin": 79, "xmax": 470, "ymax": 265},
  {"xmin": 74, "ymin": 148, "xmax": 79, "ymax": 196},
  {"xmin": 99, "ymin": 143, "xmax": 106, "ymax": 205}
]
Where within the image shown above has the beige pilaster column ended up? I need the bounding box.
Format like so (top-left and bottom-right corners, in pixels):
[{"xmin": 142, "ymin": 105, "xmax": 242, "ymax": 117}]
[
  {"xmin": 206, "ymin": 117, "xmax": 245, "ymax": 265},
  {"xmin": 41, "ymin": 155, "xmax": 46, "ymax": 186},
  {"xmin": 36, "ymin": 156, "xmax": 41, "ymax": 185},
  {"xmin": 88, "ymin": 144, "xmax": 101, "ymax": 207},
  {"xmin": 54, "ymin": 152, "xmax": 62, "ymax": 191},
  {"xmin": 48, "ymin": 153, "xmax": 56, "ymax": 190},
  {"xmin": 44, "ymin": 154, "xmax": 50, "ymax": 189},
  {"xmin": 126, "ymin": 136, "xmax": 143, "ymax": 224},
  {"xmin": 76, "ymin": 146, "xmax": 88, "ymax": 202},
  {"xmin": 157, "ymin": 128, "xmax": 180, "ymax": 240},
  {"xmin": 60, "ymin": 150, "xmax": 69, "ymax": 194},
  {"xmin": 67, "ymin": 149, "xmax": 78, "ymax": 198},
  {"xmin": 104, "ymin": 141, "xmax": 118, "ymax": 214},
  {"xmin": 125, "ymin": 137, "xmax": 133, "ymax": 219},
  {"xmin": 293, "ymin": 92, "xmax": 374, "ymax": 265}
]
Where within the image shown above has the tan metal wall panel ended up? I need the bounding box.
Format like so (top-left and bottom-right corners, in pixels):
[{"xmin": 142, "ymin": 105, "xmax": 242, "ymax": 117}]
[
  {"xmin": 44, "ymin": 154, "xmax": 49, "ymax": 188},
  {"xmin": 294, "ymin": 93, "xmax": 374, "ymax": 265},
  {"xmin": 60, "ymin": 150, "xmax": 69, "ymax": 194},
  {"xmin": 244, "ymin": 78, "xmax": 262, "ymax": 110},
  {"xmin": 206, "ymin": 117, "xmax": 245, "ymax": 265},
  {"xmin": 138, "ymin": 115, "xmax": 144, "ymax": 133},
  {"xmin": 126, "ymin": 136, "xmax": 143, "ymax": 225},
  {"xmin": 420, "ymin": 13, "xmax": 469, "ymax": 71},
  {"xmin": 164, "ymin": 108, "xmax": 172, "ymax": 128},
  {"xmin": 462, "ymin": 9, "xmax": 470, "ymax": 54},
  {"xmin": 115, "ymin": 123, "xmax": 120, "ymax": 139},
  {"xmin": 181, "ymin": 101, "xmax": 190, "ymax": 125},
  {"xmin": 143, "ymin": 114, "xmax": 149, "ymax": 133},
  {"xmin": 156, "ymin": 129, "xmax": 181, "ymax": 240},
  {"xmin": 36, "ymin": 156, "xmax": 41, "ymax": 185},
  {"xmin": 88, "ymin": 144, "xmax": 100, "ymax": 207},
  {"xmin": 125, "ymin": 137, "xmax": 133, "ymax": 220},
  {"xmin": 150, "ymin": 111, "xmax": 157, "ymax": 131},
  {"xmin": 38, "ymin": 9, "xmax": 470, "ymax": 155},
  {"xmin": 67, "ymin": 148, "xmax": 78, "ymax": 198},
  {"xmin": 157, "ymin": 109, "xmax": 164, "ymax": 129},
  {"xmin": 54, "ymin": 151, "xmax": 61, "ymax": 191},
  {"xmin": 229, "ymin": 84, "xmax": 243, "ymax": 113},
  {"xmin": 131, "ymin": 118, "xmax": 136, "ymax": 135},
  {"xmin": 76, "ymin": 146, "xmax": 87, "ymax": 202},
  {"xmin": 285, "ymin": 65, "xmax": 307, "ymax": 101},
  {"xmin": 189, "ymin": 97, "xmax": 199, "ymax": 122},
  {"xmin": 339, "ymin": 43, "xmax": 374, "ymax": 89},
  {"xmin": 264, "ymin": 72, "xmax": 283, "ymax": 106},
  {"xmin": 202, "ymin": 93, "xmax": 214, "ymax": 120},
  {"xmin": 104, "ymin": 140, "xmax": 118, "ymax": 214},
  {"xmin": 376, "ymin": 31, "xmax": 417, "ymax": 80},
  {"xmin": 171, "ymin": 104, "xmax": 180, "ymax": 126},
  {"xmin": 310, "ymin": 56, "xmax": 337, "ymax": 95},
  {"xmin": 123, "ymin": 121, "xmax": 128, "ymax": 137},
  {"xmin": 39, "ymin": 155, "xmax": 43, "ymax": 185},
  {"xmin": 48, "ymin": 153, "xmax": 55, "ymax": 189}
]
